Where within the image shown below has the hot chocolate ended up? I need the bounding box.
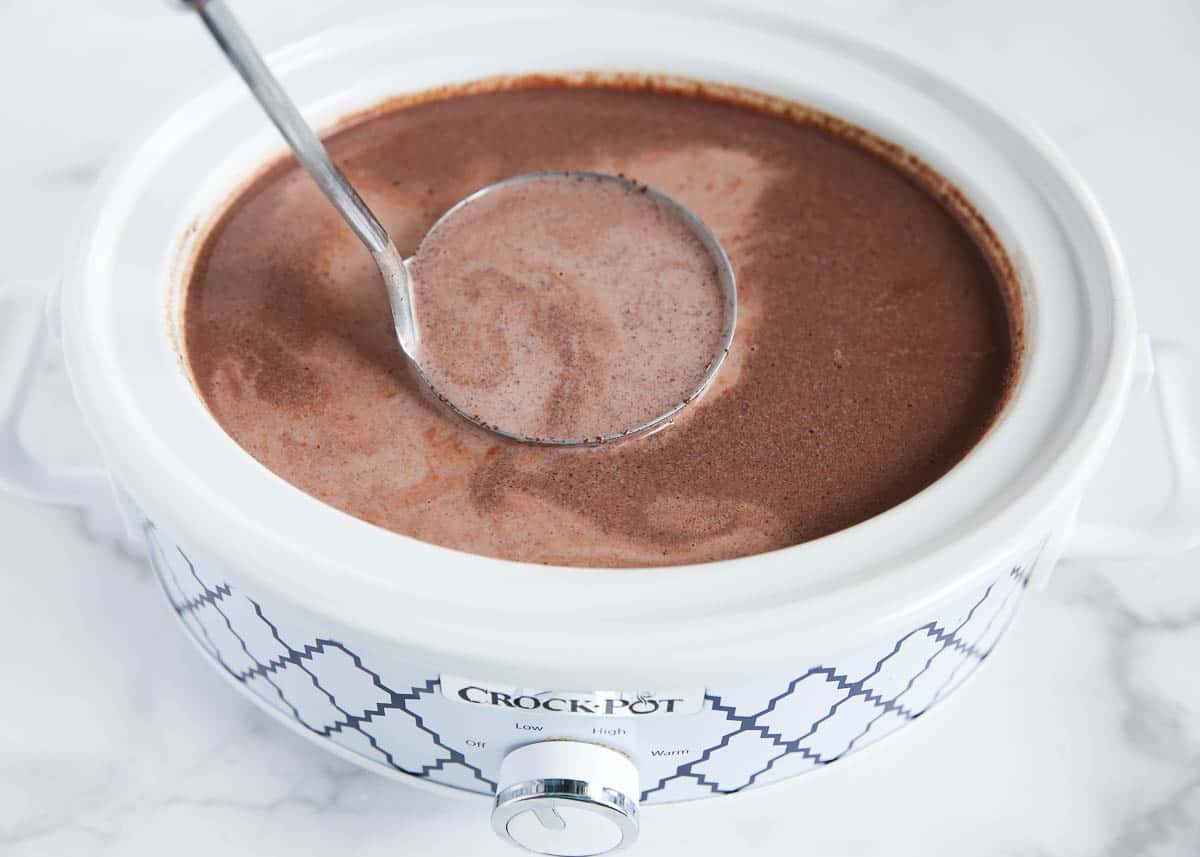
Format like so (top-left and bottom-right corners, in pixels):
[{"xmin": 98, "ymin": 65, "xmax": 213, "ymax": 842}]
[{"xmin": 183, "ymin": 76, "xmax": 1021, "ymax": 567}]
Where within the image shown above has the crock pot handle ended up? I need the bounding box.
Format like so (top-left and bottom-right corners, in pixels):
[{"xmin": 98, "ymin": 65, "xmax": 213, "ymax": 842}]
[
  {"xmin": 0, "ymin": 279, "xmax": 138, "ymax": 553},
  {"xmin": 1065, "ymin": 338, "xmax": 1200, "ymax": 561}
]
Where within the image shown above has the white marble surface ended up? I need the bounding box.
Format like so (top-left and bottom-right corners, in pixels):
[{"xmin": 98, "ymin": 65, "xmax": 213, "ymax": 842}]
[{"xmin": 3, "ymin": 1, "xmax": 1200, "ymax": 854}]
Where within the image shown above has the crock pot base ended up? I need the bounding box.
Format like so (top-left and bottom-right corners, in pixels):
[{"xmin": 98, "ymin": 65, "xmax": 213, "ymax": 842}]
[{"xmin": 143, "ymin": 515, "xmax": 1041, "ymax": 802}]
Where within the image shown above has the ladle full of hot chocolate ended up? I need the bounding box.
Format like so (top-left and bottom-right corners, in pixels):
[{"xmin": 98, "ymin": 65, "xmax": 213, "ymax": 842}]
[{"xmin": 182, "ymin": 0, "xmax": 736, "ymax": 444}]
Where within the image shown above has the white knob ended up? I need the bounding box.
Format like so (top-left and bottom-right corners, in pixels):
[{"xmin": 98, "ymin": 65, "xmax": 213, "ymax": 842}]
[{"xmin": 492, "ymin": 741, "xmax": 640, "ymax": 856}]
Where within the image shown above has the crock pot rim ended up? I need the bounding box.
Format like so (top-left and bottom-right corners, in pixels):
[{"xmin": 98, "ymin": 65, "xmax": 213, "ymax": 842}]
[{"xmin": 60, "ymin": 1, "xmax": 1136, "ymax": 684}]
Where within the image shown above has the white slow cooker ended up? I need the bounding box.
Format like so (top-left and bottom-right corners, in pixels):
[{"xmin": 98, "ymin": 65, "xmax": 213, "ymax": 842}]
[{"xmin": 3, "ymin": 4, "xmax": 1199, "ymax": 855}]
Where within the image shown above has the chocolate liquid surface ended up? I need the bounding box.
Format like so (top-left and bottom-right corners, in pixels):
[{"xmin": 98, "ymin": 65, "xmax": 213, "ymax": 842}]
[
  {"xmin": 408, "ymin": 173, "xmax": 728, "ymax": 441},
  {"xmin": 184, "ymin": 78, "xmax": 1021, "ymax": 568}
]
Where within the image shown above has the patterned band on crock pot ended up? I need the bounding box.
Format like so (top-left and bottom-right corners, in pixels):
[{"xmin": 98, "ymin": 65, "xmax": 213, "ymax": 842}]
[{"xmin": 144, "ymin": 514, "xmax": 1043, "ymax": 802}]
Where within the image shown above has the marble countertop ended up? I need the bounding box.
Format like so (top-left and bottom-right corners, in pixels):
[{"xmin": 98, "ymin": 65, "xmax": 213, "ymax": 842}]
[{"xmin": 3, "ymin": 1, "xmax": 1200, "ymax": 854}]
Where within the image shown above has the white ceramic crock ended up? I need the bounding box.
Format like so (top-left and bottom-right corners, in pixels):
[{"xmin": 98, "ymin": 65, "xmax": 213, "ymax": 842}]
[{"xmin": 3, "ymin": 4, "xmax": 1199, "ymax": 854}]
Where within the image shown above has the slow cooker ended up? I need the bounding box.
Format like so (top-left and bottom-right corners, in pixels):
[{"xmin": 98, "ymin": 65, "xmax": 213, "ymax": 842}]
[{"xmin": 2, "ymin": 4, "xmax": 1198, "ymax": 855}]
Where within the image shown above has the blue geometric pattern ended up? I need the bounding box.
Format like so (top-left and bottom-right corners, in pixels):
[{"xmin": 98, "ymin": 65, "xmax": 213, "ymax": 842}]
[
  {"xmin": 145, "ymin": 518, "xmax": 1039, "ymax": 804},
  {"xmin": 146, "ymin": 522, "xmax": 495, "ymax": 791},
  {"xmin": 642, "ymin": 563, "xmax": 1032, "ymax": 799}
]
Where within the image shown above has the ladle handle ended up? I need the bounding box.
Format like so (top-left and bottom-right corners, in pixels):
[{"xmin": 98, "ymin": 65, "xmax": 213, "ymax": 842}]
[
  {"xmin": 178, "ymin": 1, "xmax": 417, "ymax": 350},
  {"xmin": 180, "ymin": 0, "xmax": 389, "ymax": 252}
]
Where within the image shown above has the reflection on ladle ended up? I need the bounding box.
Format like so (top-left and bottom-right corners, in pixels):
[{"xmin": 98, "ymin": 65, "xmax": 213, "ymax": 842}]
[{"xmin": 181, "ymin": 0, "xmax": 736, "ymax": 445}]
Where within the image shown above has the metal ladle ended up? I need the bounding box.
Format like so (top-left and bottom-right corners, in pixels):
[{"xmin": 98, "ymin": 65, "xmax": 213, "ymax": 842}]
[{"xmin": 180, "ymin": 0, "xmax": 736, "ymax": 445}]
